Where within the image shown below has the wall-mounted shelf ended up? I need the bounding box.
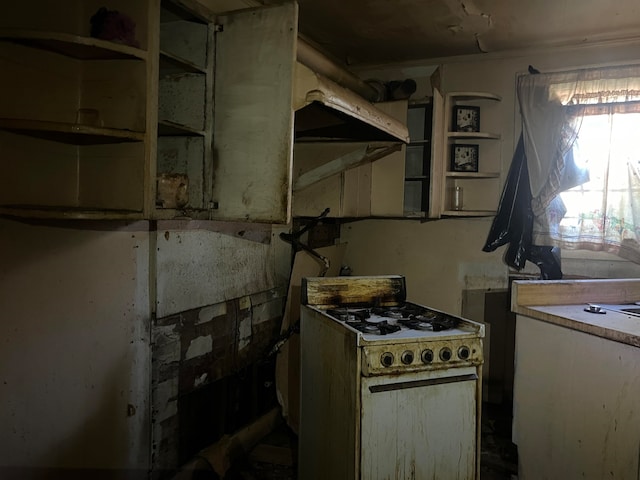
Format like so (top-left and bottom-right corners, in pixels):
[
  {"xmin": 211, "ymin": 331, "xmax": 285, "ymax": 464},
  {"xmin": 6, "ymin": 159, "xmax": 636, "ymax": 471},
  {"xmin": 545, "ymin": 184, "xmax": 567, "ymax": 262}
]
[
  {"xmin": 442, "ymin": 209, "xmax": 498, "ymax": 217},
  {"xmin": 0, "ymin": 2, "xmax": 150, "ymax": 219},
  {"xmin": 447, "ymin": 132, "xmax": 500, "ymax": 140},
  {"xmin": 154, "ymin": 0, "xmax": 213, "ymax": 217},
  {"xmin": 430, "ymin": 90, "xmax": 502, "ymax": 218},
  {"xmin": 0, "ymin": 205, "xmax": 143, "ymax": 220},
  {"xmin": 0, "ymin": 29, "xmax": 146, "ymax": 60},
  {"xmin": 159, "ymin": 50, "xmax": 207, "ymax": 74},
  {"xmin": 445, "ymin": 171, "xmax": 500, "ymax": 179},
  {"xmin": 403, "ymin": 100, "xmax": 433, "ymax": 216},
  {"xmin": 0, "ymin": 118, "xmax": 145, "ymax": 144}
]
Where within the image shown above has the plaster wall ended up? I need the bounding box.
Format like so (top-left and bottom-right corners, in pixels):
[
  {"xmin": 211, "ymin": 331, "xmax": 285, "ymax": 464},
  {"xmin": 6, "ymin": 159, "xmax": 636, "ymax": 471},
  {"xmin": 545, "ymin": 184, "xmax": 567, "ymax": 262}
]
[{"xmin": 0, "ymin": 218, "xmax": 151, "ymax": 476}]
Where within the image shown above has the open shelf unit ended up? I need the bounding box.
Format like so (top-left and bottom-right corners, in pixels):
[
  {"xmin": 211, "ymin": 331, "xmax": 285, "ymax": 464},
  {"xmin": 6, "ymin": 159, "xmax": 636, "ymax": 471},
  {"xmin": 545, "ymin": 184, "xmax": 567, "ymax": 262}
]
[
  {"xmin": 0, "ymin": 0, "xmax": 219, "ymax": 221},
  {"xmin": 438, "ymin": 91, "xmax": 502, "ymax": 217},
  {"xmin": 403, "ymin": 99, "xmax": 433, "ymax": 217},
  {"xmin": 0, "ymin": 1, "xmax": 338, "ymax": 224},
  {"xmin": 0, "ymin": 1, "xmax": 150, "ymax": 219},
  {"xmin": 154, "ymin": 0, "xmax": 213, "ymax": 218}
]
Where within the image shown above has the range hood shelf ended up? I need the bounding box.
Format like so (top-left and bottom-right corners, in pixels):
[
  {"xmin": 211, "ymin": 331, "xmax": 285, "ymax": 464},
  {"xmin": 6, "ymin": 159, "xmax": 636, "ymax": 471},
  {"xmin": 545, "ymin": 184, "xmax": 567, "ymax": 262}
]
[
  {"xmin": 293, "ymin": 62, "xmax": 408, "ymax": 143},
  {"xmin": 292, "ymin": 62, "xmax": 408, "ymax": 192}
]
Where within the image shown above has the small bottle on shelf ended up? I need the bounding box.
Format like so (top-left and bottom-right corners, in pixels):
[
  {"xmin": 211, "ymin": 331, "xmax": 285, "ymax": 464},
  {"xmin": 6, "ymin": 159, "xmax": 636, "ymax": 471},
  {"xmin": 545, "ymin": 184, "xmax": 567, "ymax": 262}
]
[{"xmin": 452, "ymin": 186, "xmax": 463, "ymax": 210}]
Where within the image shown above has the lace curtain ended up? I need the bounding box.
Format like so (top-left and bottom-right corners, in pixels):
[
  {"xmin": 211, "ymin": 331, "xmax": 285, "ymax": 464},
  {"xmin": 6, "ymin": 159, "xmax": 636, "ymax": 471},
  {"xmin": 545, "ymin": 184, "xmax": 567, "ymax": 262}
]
[{"xmin": 518, "ymin": 64, "xmax": 640, "ymax": 263}]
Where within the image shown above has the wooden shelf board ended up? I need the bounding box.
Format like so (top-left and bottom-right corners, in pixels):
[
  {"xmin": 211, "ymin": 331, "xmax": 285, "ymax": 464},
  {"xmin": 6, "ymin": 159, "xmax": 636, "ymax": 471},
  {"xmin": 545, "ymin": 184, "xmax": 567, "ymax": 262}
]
[
  {"xmin": 403, "ymin": 211, "xmax": 427, "ymax": 219},
  {"xmin": 0, "ymin": 29, "xmax": 146, "ymax": 60},
  {"xmin": 447, "ymin": 131, "xmax": 500, "ymax": 140},
  {"xmin": 0, "ymin": 205, "xmax": 144, "ymax": 220},
  {"xmin": 442, "ymin": 209, "xmax": 496, "ymax": 217},
  {"xmin": 158, "ymin": 120, "xmax": 205, "ymax": 136},
  {"xmin": 160, "ymin": 50, "xmax": 206, "ymax": 74},
  {"xmin": 151, "ymin": 208, "xmax": 212, "ymax": 220},
  {"xmin": 447, "ymin": 92, "xmax": 502, "ymax": 102},
  {"xmin": 445, "ymin": 172, "xmax": 500, "ymax": 178},
  {"xmin": 0, "ymin": 118, "xmax": 145, "ymax": 145}
]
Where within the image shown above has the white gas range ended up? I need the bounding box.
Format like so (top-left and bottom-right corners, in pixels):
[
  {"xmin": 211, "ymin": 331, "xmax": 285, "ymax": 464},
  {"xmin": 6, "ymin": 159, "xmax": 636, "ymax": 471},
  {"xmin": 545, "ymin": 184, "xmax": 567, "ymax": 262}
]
[{"xmin": 298, "ymin": 275, "xmax": 485, "ymax": 480}]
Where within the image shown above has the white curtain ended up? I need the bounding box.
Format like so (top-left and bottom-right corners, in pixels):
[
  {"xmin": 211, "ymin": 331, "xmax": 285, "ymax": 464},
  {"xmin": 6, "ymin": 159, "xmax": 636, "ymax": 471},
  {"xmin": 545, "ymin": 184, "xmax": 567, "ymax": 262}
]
[{"xmin": 517, "ymin": 64, "xmax": 640, "ymax": 263}]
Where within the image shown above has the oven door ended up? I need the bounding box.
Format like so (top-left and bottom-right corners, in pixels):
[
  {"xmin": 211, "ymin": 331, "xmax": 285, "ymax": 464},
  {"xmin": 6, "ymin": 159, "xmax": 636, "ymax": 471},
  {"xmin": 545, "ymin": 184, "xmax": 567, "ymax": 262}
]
[{"xmin": 360, "ymin": 366, "xmax": 479, "ymax": 480}]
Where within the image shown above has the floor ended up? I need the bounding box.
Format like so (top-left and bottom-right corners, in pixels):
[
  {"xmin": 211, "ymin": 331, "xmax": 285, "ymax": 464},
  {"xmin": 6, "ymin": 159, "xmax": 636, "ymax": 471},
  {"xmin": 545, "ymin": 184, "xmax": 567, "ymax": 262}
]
[{"xmin": 226, "ymin": 401, "xmax": 518, "ymax": 480}]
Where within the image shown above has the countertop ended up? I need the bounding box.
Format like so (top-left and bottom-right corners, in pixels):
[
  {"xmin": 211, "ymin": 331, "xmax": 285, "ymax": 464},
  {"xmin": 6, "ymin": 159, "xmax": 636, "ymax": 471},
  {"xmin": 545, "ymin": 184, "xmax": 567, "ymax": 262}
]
[{"xmin": 511, "ymin": 278, "xmax": 640, "ymax": 348}]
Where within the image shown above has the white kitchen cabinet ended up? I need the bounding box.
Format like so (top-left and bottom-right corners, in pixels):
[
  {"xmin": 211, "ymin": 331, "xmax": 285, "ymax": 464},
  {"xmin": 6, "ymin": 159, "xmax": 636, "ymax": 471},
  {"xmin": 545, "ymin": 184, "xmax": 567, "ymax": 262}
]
[
  {"xmin": 0, "ymin": 1, "xmax": 406, "ymax": 224},
  {"xmin": 0, "ymin": 1, "xmax": 151, "ymax": 219},
  {"xmin": 511, "ymin": 279, "xmax": 640, "ymax": 480},
  {"xmin": 430, "ymin": 89, "xmax": 502, "ymax": 218},
  {"xmin": 0, "ymin": 1, "xmax": 293, "ymax": 222},
  {"xmin": 514, "ymin": 315, "xmax": 640, "ymax": 479}
]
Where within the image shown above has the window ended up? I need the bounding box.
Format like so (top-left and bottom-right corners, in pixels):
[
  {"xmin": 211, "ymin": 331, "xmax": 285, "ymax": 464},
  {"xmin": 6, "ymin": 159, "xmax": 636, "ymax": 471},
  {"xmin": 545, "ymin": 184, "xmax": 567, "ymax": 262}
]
[
  {"xmin": 518, "ymin": 65, "xmax": 640, "ymax": 263},
  {"xmin": 558, "ymin": 109, "xmax": 640, "ymax": 255}
]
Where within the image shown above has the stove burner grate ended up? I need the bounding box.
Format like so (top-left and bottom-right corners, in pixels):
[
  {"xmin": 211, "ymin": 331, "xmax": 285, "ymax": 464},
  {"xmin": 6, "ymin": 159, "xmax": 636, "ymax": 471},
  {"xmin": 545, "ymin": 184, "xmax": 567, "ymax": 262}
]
[
  {"xmin": 347, "ymin": 319, "xmax": 401, "ymax": 335},
  {"xmin": 326, "ymin": 303, "xmax": 460, "ymax": 333},
  {"xmin": 326, "ymin": 307, "xmax": 370, "ymax": 322}
]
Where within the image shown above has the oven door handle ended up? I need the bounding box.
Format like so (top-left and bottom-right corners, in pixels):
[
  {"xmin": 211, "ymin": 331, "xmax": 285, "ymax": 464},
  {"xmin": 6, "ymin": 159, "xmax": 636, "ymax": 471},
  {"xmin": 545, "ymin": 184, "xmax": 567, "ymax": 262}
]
[{"xmin": 369, "ymin": 373, "xmax": 478, "ymax": 393}]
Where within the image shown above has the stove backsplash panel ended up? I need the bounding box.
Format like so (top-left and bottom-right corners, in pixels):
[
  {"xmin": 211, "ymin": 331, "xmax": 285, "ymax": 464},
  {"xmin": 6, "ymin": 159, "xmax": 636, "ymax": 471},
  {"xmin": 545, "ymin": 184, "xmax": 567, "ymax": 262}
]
[{"xmin": 302, "ymin": 275, "xmax": 406, "ymax": 307}]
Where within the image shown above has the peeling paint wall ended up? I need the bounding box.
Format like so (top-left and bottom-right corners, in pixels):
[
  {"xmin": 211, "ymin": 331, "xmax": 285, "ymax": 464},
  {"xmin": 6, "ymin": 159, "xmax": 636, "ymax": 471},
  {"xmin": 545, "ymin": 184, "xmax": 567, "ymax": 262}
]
[
  {"xmin": 155, "ymin": 223, "xmax": 290, "ymax": 317},
  {"xmin": 151, "ymin": 223, "xmax": 290, "ymax": 476}
]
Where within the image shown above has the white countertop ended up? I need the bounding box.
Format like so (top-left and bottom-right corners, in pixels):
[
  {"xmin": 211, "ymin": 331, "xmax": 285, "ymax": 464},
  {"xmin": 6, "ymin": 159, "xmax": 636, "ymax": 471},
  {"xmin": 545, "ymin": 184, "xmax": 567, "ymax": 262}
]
[
  {"xmin": 511, "ymin": 279, "xmax": 640, "ymax": 348},
  {"xmin": 517, "ymin": 304, "xmax": 640, "ymax": 348}
]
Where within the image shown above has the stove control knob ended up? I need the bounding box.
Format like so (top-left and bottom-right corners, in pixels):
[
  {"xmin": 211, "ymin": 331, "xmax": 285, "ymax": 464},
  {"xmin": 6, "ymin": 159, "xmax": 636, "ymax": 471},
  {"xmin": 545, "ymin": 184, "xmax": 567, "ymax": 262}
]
[
  {"xmin": 458, "ymin": 346, "xmax": 471, "ymax": 359},
  {"xmin": 401, "ymin": 350, "xmax": 414, "ymax": 365},
  {"xmin": 380, "ymin": 352, "xmax": 394, "ymax": 367},
  {"xmin": 439, "ymin": 347, "xmax": 452, "ymax": 362},
  {"xmin": 421, "ymin": 349, "xmax": 434, "ymax": 363}
]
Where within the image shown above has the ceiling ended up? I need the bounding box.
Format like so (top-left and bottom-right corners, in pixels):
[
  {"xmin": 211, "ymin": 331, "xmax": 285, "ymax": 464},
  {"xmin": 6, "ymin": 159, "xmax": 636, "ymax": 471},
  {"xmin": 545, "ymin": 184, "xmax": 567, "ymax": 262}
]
[{"xmin": 285, "ymin": 0, "xmax": 640, "ymax": 67}]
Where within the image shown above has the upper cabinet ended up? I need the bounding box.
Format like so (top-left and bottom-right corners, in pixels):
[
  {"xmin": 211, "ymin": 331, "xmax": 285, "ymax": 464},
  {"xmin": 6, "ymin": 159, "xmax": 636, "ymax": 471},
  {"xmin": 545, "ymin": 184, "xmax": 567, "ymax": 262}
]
[
  {"xmin": 0, "ymin": 0, "xmax": 288, "ymax": 222},
  {"xmin": 0, "ymin": 0, "xmax": 150, "ymax": 219},
  {"xmin": 0, "ymin": 1, "xmax": 406, "ymax": 224},
  {"xmin": 155, "ymin": 0, "xmax": 214, "ymax": 219},
  {"xmin": 430, "ymin": 89, "xmax": 502, "ymax": 218}
]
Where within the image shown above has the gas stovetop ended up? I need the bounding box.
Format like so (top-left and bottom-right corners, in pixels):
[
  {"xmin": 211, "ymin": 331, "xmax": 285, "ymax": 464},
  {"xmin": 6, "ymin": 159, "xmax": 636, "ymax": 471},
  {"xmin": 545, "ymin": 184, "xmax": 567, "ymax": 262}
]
[
  {"xmin": 302, "ymin": 276, "xmax": 484, "ymax": 373},
  {"xmin": 321, "ymin": 302, "xmax": 473, "ymax": 339},
  {"xmin": 309, "ymin": 301, "xmax": 483, "ymax": 372}
]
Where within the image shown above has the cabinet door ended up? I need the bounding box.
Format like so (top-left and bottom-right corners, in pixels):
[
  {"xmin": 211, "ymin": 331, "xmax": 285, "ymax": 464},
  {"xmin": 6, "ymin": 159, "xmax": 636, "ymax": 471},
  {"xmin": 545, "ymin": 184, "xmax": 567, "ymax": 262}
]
[{"xmin": 212, "ymin": 3, "xmax": 297, "ymax": 224}]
